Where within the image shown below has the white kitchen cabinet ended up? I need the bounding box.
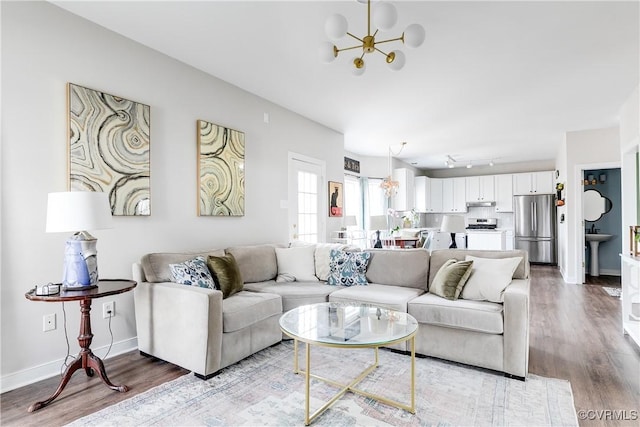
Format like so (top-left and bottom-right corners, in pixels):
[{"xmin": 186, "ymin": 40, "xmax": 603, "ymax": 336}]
[
  {"xmin": 494, "ymin": 174, "xmax": 514, "ymax": 212},
  {"xmin": 466, "ymin": 175, "xmax": 495, "ymax": 202},
  {"xmin": 466, "ymin": 230, "xmax": 506, "ymax": 250},
  {"xmin": 428, "ymin": 178, "xmax": 443, "ymax": 213},
  {"xmin": 414, "ymin": 176, "xmax": 429, "ymax": 212},
  {"xmin": 442, "ymin": 177, "xmax": 467, "ymax": 213},
  {"xmin": 513, "ymin": 171, "xmax": 555, "ymax": 195},
  {"xmin": 392, "ymin": 168, "xmax": 415, "ymax": 211}
]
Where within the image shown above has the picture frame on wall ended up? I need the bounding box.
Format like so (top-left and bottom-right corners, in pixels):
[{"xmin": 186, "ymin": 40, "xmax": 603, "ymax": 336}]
[
  {"xmin": 67, "ymin": 83, "xmax": 151, "ymax": 216},
  {"xmin": 329, "ymin": 181, "xmax": 343, "ymax": 217},
  {"xmin": 197, "ymin": 119, "xmax": 245, "ymax": 216}
]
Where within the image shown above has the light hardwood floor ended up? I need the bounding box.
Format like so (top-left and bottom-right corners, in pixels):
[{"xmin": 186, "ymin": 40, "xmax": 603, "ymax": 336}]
[{"xmin": 1, "ymin": 265, "xmax": 638, "ymax": 426}]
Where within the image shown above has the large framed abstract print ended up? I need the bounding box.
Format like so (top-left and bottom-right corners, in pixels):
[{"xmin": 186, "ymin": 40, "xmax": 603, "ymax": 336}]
[
  {"xmin": 197, "ymin": 120, "xmax": 245, "ymax": 216},
  {"xmin": 67, "ymin": 83, "xmax": 151, "ymax": 216}
]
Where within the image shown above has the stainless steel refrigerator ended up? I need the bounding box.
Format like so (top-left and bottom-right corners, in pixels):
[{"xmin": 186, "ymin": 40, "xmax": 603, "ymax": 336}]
[{"xmin": 514, "ymin": 194, "xmax": 557, "ymax": 264}]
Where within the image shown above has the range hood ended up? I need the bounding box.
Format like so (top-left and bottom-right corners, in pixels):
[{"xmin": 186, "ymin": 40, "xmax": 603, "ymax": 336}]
[{"xmin": 466, "ymin": 200, "xmax": 496, "ymax": 207}]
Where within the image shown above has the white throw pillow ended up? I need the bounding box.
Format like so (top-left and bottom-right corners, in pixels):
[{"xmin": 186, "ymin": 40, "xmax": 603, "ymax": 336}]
[
  {"xmin": 275, "ymin": 246, "xmax": 319, "ymax": 282},
  {"xmin": 461, "ymin": 256, "xmax": 523, "ymax": 302},
  {"xmin": 314, "ymin": 243, "xmax": 348, "ymax": 281}
]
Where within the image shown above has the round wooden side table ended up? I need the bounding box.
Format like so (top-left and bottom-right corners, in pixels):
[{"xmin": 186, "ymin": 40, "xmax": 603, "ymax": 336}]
[{"xmin": 25, "ymin": 279, "xmax": 137, "ymax": 412}]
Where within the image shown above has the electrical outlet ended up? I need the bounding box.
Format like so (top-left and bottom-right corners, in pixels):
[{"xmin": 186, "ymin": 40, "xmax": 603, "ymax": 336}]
[
  {"xmin": 43, "ymin": 313, "xmax": 56, "ymax": 332},
  {"xmin": 103, "ymin": 301, "xmax": 115, "ymax": 319}
]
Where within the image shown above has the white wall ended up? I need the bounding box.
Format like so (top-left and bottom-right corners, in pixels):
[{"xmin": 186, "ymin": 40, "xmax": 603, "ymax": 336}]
[
  {"xmin": 0, "ymin": 1, "xmax": 343, "ymax": 390},
  {"xmin": 555, "ymin": 138, "xmax": 569, "ymax": 278},
  {"xmin": 562, "ymin": 127, "xmax": 620, "ymax": 283},
  {"xmin": 619, "ymin": 86, "xmax": 640, "ymax": 252}
]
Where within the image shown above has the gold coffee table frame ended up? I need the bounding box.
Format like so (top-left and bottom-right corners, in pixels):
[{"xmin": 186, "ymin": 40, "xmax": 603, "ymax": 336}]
[{"xmin": 279, "ymin": 303, "xmax": 418, "ymax": 426}]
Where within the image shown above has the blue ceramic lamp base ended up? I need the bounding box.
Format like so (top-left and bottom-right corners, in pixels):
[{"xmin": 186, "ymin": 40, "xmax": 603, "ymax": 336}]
[{"xmin": 62, "ymin": 232, "xmax": 99, "ymax": 290}]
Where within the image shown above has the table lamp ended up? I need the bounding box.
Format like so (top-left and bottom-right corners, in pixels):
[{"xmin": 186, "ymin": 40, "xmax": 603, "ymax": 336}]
[
  {"xmin": 440, "ymin": 214, "xmax": 465, "ymax": 249},
  {"xmin": 344, "ymin": 215, "xmax": 357, "ymax": 229},
  {"xmin": 369, "ymin": 215, "xmax": 388, "ymax": 249},
  {"xmin": 46, "ymin": 191, "xmax": 113, "ymax": 290}
]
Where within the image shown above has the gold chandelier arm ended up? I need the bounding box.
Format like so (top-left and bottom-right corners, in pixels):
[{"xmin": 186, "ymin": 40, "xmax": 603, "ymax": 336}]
[
  {"xmin": 374, "ymin": 35, "xmax": 405, "ymax": 46},
  {"xmin": 347, "ymin": 32, "xmax": 364, "ymax": 43},
  {"xmin": 336, "ymin": 43, "xmax": 367, "ymax": 54}
]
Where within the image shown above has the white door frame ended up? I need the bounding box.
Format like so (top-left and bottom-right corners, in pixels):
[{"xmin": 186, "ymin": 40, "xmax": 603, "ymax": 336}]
[
  {"xmin": 287, "ymin": 152, "xmax": 326, "ymax": 243},
  {"xmin": 573, "ymin": 161, "xmax": 620, "ymax": 284}
]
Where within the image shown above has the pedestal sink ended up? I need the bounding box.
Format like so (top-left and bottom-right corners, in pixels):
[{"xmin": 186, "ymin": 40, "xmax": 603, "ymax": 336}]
[{"xmin": 586, "ymin": 234, "xmax": 613, "ymax": 276}]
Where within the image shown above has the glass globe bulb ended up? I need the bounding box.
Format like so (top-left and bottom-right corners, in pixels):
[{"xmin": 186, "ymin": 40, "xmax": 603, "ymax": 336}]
[
  {"xmin": 325, "ymin": 14, "xmax": 348, "ymax": 40},
  {"xmin": 404, "ymin": 23, "xmax": 425, "ymax": 48},
  {"xmin": 319, "ymin": 42, "xmax": 337, "ymax": 63},
  {"xmin": 387, "ymin": 50, "xmax": 405, "ymax": 71},
  {"xmin": 373, "ymin": 2, "xmax": 397, "ymax": 31}
]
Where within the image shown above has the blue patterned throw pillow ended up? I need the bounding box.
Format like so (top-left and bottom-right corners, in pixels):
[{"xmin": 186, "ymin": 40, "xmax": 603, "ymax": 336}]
[
  {"xmin": 327, "ymin": 249, "xmax": 371, "ymax": 286},
  {"xmin": 169, "ymin": 256, "xmax": 215, "ymax": 289}
]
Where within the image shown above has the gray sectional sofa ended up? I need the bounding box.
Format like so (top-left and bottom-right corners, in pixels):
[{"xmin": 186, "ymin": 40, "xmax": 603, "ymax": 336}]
[{"xmin": 132, "ymin": 244, "xmax": 530, "ymax": 380}]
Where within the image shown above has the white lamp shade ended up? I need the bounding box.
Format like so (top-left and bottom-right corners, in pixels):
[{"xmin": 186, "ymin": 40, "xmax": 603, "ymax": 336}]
[
  {"xmin": 373, "ymin": 2, "xmax": 397, "ymax": 31},
  {"xmin": 325, "ymin": 14, "xmax": 348, "ymax": 40},
  {"xmin": 388, "ymin": 50, "xmax": 405, "ymax": 71},
  {"xmin": 46, "ymin": 191, "xmax": 113, "ymax": 233},
  {"xmin": 369, "ymin": 215, "xmax": 388, "ymax": 230},
  {"xmin": 404, "ymin": 23, "xmax": 425, "ymax": 48},
  {"xmin": 344, "ymin": 215, "xmax": 358, "ymax": 227},
  {"xmin": 440, "ymin": 215, "xmax": 466, "ymax": 233},
  {"xmin": 319, "ymin": 42, "xmax": 337, "ymax": 63}
]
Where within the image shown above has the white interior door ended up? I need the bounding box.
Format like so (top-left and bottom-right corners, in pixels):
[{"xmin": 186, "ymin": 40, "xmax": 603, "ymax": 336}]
[{"xmin": 288, "ymin": 153, "xmax": 325, "ymax": 243}]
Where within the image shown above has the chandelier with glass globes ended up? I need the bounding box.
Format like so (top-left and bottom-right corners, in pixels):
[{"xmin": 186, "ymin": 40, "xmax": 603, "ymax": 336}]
[{"xmin": 320, "ymin": 0, "xmax": 425, "ymax": 76}]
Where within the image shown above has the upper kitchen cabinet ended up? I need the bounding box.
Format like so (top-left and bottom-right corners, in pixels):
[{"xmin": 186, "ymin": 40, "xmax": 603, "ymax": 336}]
[
  {"xmin": 414, "ymin": 176, "xmax": 429, "ymax": 212},
  {"xmin": 494, "ymin": 174, "xmax": 514, "ymax": 212},
  {"xmin": 429, "ymin": 178, "xmax": 444, "ymax": 212},
  {"xmin": 466, "ymin": 175, "xmax": 495, "ymax": 202},
  {"xmin": 392, "ymin": 168, "xmax": 415, "ymax": 211},
  {"xmin": 443, "ymin": 177, "xmax": 467, "ymax": 213},
  {"xmin": 513, "ymin": 171, "xmax": 555, "ymax": 195}
]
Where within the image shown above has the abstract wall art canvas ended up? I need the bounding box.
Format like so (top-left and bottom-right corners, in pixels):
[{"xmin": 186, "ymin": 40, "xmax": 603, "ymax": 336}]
[
  {"xmin": 67, "ymin": 83, "xmax": 151, "ymax": 216},
  {"xmin": 197, "ymin": 120, "xmax": 245, "ymax": 216}
]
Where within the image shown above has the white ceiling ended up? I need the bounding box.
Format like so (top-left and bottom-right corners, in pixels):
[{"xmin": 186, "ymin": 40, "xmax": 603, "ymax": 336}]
[{"xmin": 51, "ymin": 0, "xmax": 639, "ymax": 170}]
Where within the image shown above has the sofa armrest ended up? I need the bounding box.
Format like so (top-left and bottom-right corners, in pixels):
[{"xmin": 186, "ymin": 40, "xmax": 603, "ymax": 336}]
[
  {"xmin": 134, "ymin": 280, "xmax": 223, "ymax": 377},
  {"xmin": 502, "ymin": 278, "xmax": 530, "ymax": 378}
]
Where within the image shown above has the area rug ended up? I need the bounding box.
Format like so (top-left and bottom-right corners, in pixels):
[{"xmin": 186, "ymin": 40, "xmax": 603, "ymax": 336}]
[
  {"xmin": 67, "ymin": 342, "xmax": 577, "ymax": 426},
  {"xmin": 602, "ymin": 286, "xmax": 622, "ymax": 298}
]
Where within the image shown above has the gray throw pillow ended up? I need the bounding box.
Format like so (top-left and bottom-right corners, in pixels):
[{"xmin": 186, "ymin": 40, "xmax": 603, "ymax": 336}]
[
  {"xmin": 207, "ymin": 253, "xmax": 244, "ymax": 299},
  {"xmin": 429, "ymin": 259, "xmax": 474, "ymax": 300}
]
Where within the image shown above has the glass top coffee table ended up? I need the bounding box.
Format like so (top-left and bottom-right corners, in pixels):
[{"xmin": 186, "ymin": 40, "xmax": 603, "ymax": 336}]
[{"xmin": 279, "ymin": 302, "xmax": 418, "ymax": 425}]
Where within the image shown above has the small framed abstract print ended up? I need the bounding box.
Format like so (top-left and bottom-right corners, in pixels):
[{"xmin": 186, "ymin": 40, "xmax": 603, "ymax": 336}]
[{"xmin": 197, "ymin": 120, "xmax": 245, "ymax": 216}]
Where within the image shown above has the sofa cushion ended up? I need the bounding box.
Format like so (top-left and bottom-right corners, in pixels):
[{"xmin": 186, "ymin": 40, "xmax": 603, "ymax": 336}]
[
  {"xmin": 329, "ymin": 283, "xmax": 425, "ymax": 312},
  {"xmin": 141, "ymin": 250, "xmax": 225, "ymax": 283},
  {"xmin": 408, "ymin": 293, "xmax": 504, "ymax": 334},
  {"xmin": 365, "ymin": 249, "xmax": 429, "ymax": 290},
  {"xmin": 243, "ymin": 281, "xmax": 337, "ymax": 312},
  {"xmin": 168, "ymin": 256, "xmax": 215, "ymax": 289},
  {"xmin": 275, "ymin": 246, "xmax": 319, "ymax": 282},
  {"xmin": 225, "ymin": 244, "xmax": 282, "ymax": 284},
  {"xmin": 461, "ymin": 256, "xmax": 522, "ymax": 302},
  {"xmin": 207, "ymin": 253, "xmax": 244, "ymax": 299},
  {"xmin": 327, "ymin": 250, "xmax": 371, "ymax": 286},
  {"xmin": 222, "ymin": 291, "xmax": 282, "ymax": 333},
  {"xmin": 429, "ymin": 259, "xmax": 474, "ymax": 300},
  {"xmin": 429, "ymin": 249, "xmax": 529, "ymax": 286}
]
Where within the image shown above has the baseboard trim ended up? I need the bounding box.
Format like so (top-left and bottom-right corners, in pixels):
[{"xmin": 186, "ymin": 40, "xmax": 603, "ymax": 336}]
[
  {"xmin": 598, "ymin": 269, "xmax": 621, "ymax": 277},
  {"xmin": 0, "ymin": 337, "xmax": 138, "ymax": 394}
]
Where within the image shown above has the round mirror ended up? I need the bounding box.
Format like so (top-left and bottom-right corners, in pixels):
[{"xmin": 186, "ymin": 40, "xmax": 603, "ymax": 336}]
[{"xmin": 584, "ymin": 189, "xmax": 612, "ymax": 221}]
